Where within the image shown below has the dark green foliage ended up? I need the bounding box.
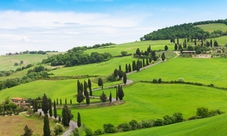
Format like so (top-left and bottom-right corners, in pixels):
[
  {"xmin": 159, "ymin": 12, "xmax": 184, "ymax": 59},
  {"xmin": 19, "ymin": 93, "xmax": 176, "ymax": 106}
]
[
  {"xmin": 154, "ymin": 119, "xmax": 164, "ymax": 126},
  {"xmin": 77, "ymin": 90, "xmax": 85, "ymax": 104},
  {"xmin": 173, "ymin": 112, "xmax": 184, "ymax": 122},
  {"xmin": 43, "ymin": 114, "xmax": 50, "ymax": 136},
  {"xmin": 161, "ymin": 52, "xmax": 165, "ymax": 61},
  {"xmin": 48, "ymin": 99, "xmax": 52, "ymax": 117},
  {"xmin": 77, "ymin": 112, "xmax": 81, "ymax": 127},
  {"xmin": 84, "ymin": 81, "xmax": 88, "ymax": 97},
  {"xmin": 72, "ymin": 128, "xmax": 80, "ymax": 136},
  {"xmin": 135, "ymin": 48, "xmax": 141, "ymax": 56},
  {"xmin": 86, "ymin": 95, "xmax": 90, "ymax": 105},
  {"xmin": 65, "ymin": 98, "xmax": 67, "ymax": 105},
  {"xmin": 196, "ymin": 107, "xmax": 210, "ymax": 118},
  {"xmin": 123, "ymin": 72, "xmax": 127, "ymax": 84},
  {"xmin": 22, "ymin": 125, "xmax": 33, "ymax": 136},
  {"xmin": 109, "ymin": 92, "xmax": 112, "ymax": 103},
  {"xmin": 70, "ymin": 99, "xmax": 72, "ymax": 104},
  {"xmin": 117, "ymin": 123, "xmax": 131, "ymax": 132},
  {"xmin": 118, "ymin": 85, "xmax": 124, "ymax": 100},
  {"xmin": 62, "ymin": 105, "xmax": 73, "ymax": 127},
  {"xmin": 98, "ymin": 78, "xmax": 103, "ymax": 89},
  {"xmin": 85, "ymin": 128, "xmax": 94, "ymax": 136},
  {"xmin": 103, "ymin": 123, "xmax": 117, "ymax": 133},
  {"xmin": 118, "ymin": 70, "xmax": 124, "ymax": 79},
  {"xmin": 136, "ymin": 60, "xmax": 141, "ymax": 71},
  {"xmin": 42, "ymin": 94, "xmax": 49, "ymax": 115},
  {"xmin": 125, "ymin": 64, "xmax": 128, "ymax": 73},
  {"xmin": 88, "ymin": 79, "xmax": 92, "ymax": 96},
  {"xmin": 56, "ymin": 98, "xmax": 58, "ymax": 105},
  {"xmin": 119, "ymin": 65, "xmax": 121, "ymax": 71},
  {"xmin": 33, "ymin": 100, "xmax": 38, "ymax": 113},
  {"xmin": 60, "ymin": 99, "xmax": 62, "ymax": 105},
  {"xmin": 113, "ymin": 69, "xmax": 118, "ymax": 78},
  {"xmin": 158, "ymin": 78, "xmax": 162, "ymax": 83},
  {"xmin": 132, "ymin": 60, "xmax": 136, "ymax": 71},
  {"xmin": 53, "ymin": 100, "xmax": 57, "ymax": 119},
  {"xmin": 128, "ymin": 63, "xmax": 132, "ymax": 72},
  {"xmin": 100, "ymin": 91, "xmax": 107, "ymax": 103},
  {"xmin": 116, "ymin": 88, "xmax": 119, "ymax": 101},
  {"xmin": 164, "ymin": 45, "xmax": 168, "ymax": 51},
  {"xmin": 163, "ymin": 115, "xmax": 175, "ymax": 125},
  {"xmin": 174, "ymin": 43, "xmax": 178, "ymax": 50},
  {"xmin": 94, "ymin": 129, "xmax": 103, "ymax": 135},
  {"xmin": 141, "ymin": 120, "xmax": 153, "ymax": 128},
  {"xmin": 77, "ymin": 80, "xmax": 81, "ymax": 94},
  {"xmin": 54, "ymin": 123, "xmax": 64, "ymax": 135},
  {"xmin": 129, "ymin": 120, "xmax": 140, "ymax": 130},
  {"xmin": 214, "ymin": 40, "xmax": 218, "ymax": 46}
]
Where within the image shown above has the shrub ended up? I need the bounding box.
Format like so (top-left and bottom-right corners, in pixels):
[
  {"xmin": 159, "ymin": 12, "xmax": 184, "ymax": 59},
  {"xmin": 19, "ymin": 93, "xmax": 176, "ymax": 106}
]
[
  {"xmin": 196, "ymin": 107, "xmax": 210, "ymax": 118},
  {"xmin": 158, "ymin": 78, "xmax": 162, "ymax": 83},
  {"xmin": 173, "ymin": 112, "xmax": 184, "ymax": 122},
  {"xmin": 94, "ymin": 129, "xmax": 103, "ymax": 135},
  {"xmin": 154, "ymin": 119, "xmax": 164, "ymax": 126},
  {"xmin": 152, "ymin": 78, "xmax": 158, "ymax": 83},
  {"xmin": 178, "ymin": 78, "xmax": 185, "ymax": 82},
  {"xmin": 140, "ymin": 120, "xmax": 153, "ymax": 128},
  {"xmin": 103, "ymin": 123, "xmax": 117, "ymax": 133},
  {"xmin": 117, "ymin": 123, "xmax": 131, "ymax": 132},
  {"xmin": 187, "ymin": 116, "xmax": 201, "ymax": 120},
  {"xmin": 129, "ymin": 120, "xmax": 140, "ymax": 130},
  {"xmin": 85, "ymin": 128, "xmax": 94, "ymax": 136},
  {"xmin": 54, "ymin": 123, "xmax": 65, "ymax": 135},
  {"xmin": 163, "ymin": 115, "xmax": 175, "ymax": 125}
]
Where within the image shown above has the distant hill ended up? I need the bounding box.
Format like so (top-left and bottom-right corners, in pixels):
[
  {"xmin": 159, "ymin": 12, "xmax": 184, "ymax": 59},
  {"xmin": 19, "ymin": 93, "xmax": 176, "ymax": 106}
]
[{"xmin": 141, "ymin": 19, "xmax": 227, "ymax": 41}]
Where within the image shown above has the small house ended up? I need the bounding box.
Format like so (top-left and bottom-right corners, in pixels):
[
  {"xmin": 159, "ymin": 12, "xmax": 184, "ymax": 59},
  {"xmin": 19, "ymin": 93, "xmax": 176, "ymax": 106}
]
[{"xmin": 11, "ymin": 97, "xmax": 26, "ymax": 106}]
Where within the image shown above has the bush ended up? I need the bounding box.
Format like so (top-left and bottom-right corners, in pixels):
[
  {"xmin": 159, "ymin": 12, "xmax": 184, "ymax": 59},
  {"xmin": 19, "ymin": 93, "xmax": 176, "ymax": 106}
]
[
  {"xmin": 85, "ymin": 128, "xmax": 94, "ymax": 136},
  {"xmin": 158, "ymin": 78, "xmax": 162, "ymax": 83},
  {"xmin": 173, "ymin": 112, "xmax": 184, "ymax": 122},
  {"xmin": 117, "ymin": 123, "xmax": 131, "ymax": 132},
  {"xmin": 196, "ymin": 107, "xmax": 210, "ymax": 118},
  {"xmin": 178, "ymin": 78, "xmax": 185, "ymax": 82},
  {"xmin": 187, "ymin": 116, "xmax": 201, "ymax": 120},
  {"xmin": 140, "ymin": 120, "xmax": 153, "ymax": 128},
  {"xmin": 54, "ymin": 123, "xmax": 65, "ymax": 135},
  {"xmin": 152, "ymin": 78, "xmax": 158, "ymax": 83},
  {"xmin": 129, "ymin": 120, "xmax": 140, "ymax": 130},
  {"xmin": 154, "ymin": 119, "xmax": 164, "ymax": 126},
  {"xmin": 94, "ymin": 129, "xmax": 103, "ymax": 135},
  {"xmin": 103, "ymin": 123, "xmax": 117, "ymax": 133},
  {"xmin": 163, "ymin": 115, "xmax": 175, "ymax": 125}
]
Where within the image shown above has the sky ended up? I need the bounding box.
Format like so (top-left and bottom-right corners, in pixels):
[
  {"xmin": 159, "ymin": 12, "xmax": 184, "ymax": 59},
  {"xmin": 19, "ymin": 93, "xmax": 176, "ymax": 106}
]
[{"xmin": 0, "ymin": 0, "xmax": 226, "ymax": 55}]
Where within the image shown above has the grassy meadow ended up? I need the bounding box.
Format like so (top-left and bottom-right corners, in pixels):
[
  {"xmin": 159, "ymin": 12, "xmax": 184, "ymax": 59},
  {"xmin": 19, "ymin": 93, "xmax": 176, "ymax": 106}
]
[
  {"xmin": 196, "ymin": 23, "xmax": 227, "ymax": 33},
  {"xmin": 69, "ymin": 82, "xmax": 227, "ymax": 130},
  {"xmin": 129, "ymin": 57, "xmax": 227, "ymax": 87},
  {"xmin": 108, "ymin": 113, "xmax": 227, "ymax": 136}
]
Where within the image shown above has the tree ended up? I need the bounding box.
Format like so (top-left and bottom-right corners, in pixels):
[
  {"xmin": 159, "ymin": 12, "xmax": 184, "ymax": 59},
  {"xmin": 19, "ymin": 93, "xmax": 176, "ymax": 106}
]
[
  {"xmin": 118, "ymin": 70, "xmax": 123, "ymax": 79},
  {"xmin": 62, "ymin": 105, "xmax": 73, "ymax": 127},
  {"xmin": 22, "ymin": 125, "xmax": 33, "ymax": 136},
  {"xmin": 77, "ymin": 91, "xmax": 85, "ymax": 104},
  {"xmin": 77, "ymin": 80, "xmax": 80, "ymax": 94},
  {"xmin": 125, "ymin": 64, "xmax": 128, "ymax": 73},
  {"xmin": 214, "ymin": 40, "xmax": 218, "ymax": 47},
  {"xmin": 20, "ymin": 60, "xmax": 24, "ymax": 65},
  {"xmin": 118, "ymin": 85, "xmax": 124, "ymax": 100},
  {"xmin": 86, "ymin": 95, "xmax": 90, "ymax": 105},
  {"xmin": 119, "ymin": 65, "xmax": 121, "ymax": 71},
  {"xmin": 116, "ymin": 88, "xmax": 119, "ymax": 101},
  {"xmin": 164, "ymin": 45, "xmax": 168, "ymax": 51},
  {"xmin": 174, "ymin": 43, "xmax": 178, "ymax": 51},
  {"xmin": 123, "ymin": 72, "xmax": 127, "ymax": 84},
  {"xmin": 77, "ymin": 112, "xmax": 81, "ymax": 127},
  {"xmin": 136, "ymin": 48, "xmax": 141, "ymax": 56},
  {"xmin": 84, "ymin": 81, "xmax": 88, "ymax": 97},
  {"xmin": 42, "ymin": 94, "xmax": 49, "ymax": 115},
  {"xmin": 53, "ymin": 100, "xmax": 57, "ymax": 119},
  {"xmin": 196, "ymin": 107, "xmax": 210, "ymax": 118},
  {"xmin": 161, "ymin": 52, "xmax": 166, "ymax": 61},
  {"xmin": 128, "ymin": 63, "xmax": 132, "ymax": 72},
  {"xmin": 98, "ymin": 78, "xmax": 103, "ymax": 89},
  {"xmin": 100, "ymin": 91, "xmax": 107, "ymax": 103},
  {"xmin": 33, "ymin": 100, "xmax": 38, "ymax": 113},
  {"xmin": 48, "ymin": 99, "xmax": 52, "ymax": 117},
  {"xmin": 121, "ymin": 51, "xmax": 127, "ymax": 56},
  {"xmin": 43, "ymin": 114, "xmax": 50, "ymax": 136},
  {"xmin": 109, "ymin": 92, "xmax": 112, "ymax": 103},
  {"xmin": 88, "ymin": 79, "xmax": 92, "ymax": 96},
  {"xmin": 136, "ymin": 60, "xmax": 141, "ymax": 71}
]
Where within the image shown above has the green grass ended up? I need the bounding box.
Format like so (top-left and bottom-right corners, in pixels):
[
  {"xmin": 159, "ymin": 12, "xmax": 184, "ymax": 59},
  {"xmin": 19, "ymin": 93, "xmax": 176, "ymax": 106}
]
[
  {"xmin": 50, "ymin": 56, "xmax": 136, "ymax": 77},
  {"xmin": 85, "ymin": 40, "xmax": 174, "ymax": 56},
  {"xmin": 196, "ymin": 23, "xmax": 227, "ymax": 33},
  {"xmin": 69, "ymin": 83, "xmax": 227, "ymax": 130},
  {"xmin": 108, "ymin": 113, "xmax": 227, "ymax": 136},
  {"xmin": 128, "ymin": 57, "xmax": 227, "ymax": 87}
]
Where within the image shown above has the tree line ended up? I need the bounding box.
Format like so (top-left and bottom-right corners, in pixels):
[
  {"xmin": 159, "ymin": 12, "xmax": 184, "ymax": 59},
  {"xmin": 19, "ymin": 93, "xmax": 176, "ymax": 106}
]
[
  {"xmin": 42, "ymin": 46, "xmax": 112, "ymax": 66},
  {"xmin": 141, "ymin": 19, "xmax": 227, "ymax": 41}
]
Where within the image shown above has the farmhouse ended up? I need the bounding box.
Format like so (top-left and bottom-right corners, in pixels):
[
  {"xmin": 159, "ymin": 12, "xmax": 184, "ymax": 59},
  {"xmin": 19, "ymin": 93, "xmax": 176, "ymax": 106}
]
[{"xmin": 11, "ymin": 97, "xmax": 26, "ymax": 106}]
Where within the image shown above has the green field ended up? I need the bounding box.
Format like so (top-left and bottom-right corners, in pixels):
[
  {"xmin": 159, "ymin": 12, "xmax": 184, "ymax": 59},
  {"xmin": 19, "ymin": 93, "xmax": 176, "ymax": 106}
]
[
  {"xmin": 85, "ymin": 40, "xmax": 174, "ymax": 56},
  {"xmin": 196, "ymin": 23, "xmax": 227, "ymax": 33},
  {"xmin": 69, "ymin": 83, "xmax": 227, "ymax": 130},
  {"xmin": 129, "ymin": 57, "xmax": 227, "ymax": 87},
  {"xmin": 109, "ymin": 113, "xmax": 227, "ymax": 136}
]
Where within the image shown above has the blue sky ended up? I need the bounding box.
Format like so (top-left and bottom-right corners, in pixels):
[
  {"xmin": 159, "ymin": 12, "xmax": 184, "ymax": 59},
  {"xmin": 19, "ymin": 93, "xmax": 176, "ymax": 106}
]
[{"xmin": 0, "ymin": 0, "xmax": 226, "ymax": 54}]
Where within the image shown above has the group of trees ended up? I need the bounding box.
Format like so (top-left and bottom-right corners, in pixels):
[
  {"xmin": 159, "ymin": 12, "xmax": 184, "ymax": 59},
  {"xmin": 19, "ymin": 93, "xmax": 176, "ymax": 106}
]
[
  {"xmin": 141, "ymin": 19, "xmax": 227, "ymax": 41},
  {"xmin": 6, "ymin": 50, "xmax": 57, "ymax": 56},
  {"xmin": 0, "ymin": 97, "xmax": 19, "ymax": 116},
  {"xmin": 76, "ymin": 79, "xmax": 93, "ymax": 105},
  {"xmin": 42, "ymin": 46, "xmax": 112, "ymax": 67}
]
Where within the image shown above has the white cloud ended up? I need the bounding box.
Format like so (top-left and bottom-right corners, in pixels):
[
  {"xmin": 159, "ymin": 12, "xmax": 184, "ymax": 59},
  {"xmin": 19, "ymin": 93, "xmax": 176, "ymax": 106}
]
[{"xmin": 0, "ymin": 10, "xmax": 154, "ymax": 55}]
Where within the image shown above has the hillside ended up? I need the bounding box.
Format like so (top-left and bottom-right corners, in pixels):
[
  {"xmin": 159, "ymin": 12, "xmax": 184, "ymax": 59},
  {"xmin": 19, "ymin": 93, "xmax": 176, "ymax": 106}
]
[{"xmin": 1, "ymin": 19, "xmax": 227, "ymax": 136}]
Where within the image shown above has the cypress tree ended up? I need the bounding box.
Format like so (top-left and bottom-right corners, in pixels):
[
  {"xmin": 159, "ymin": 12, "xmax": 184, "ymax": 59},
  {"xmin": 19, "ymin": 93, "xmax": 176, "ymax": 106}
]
[
  {"xmin": 53, "ymin": 100, "xmax": 57, "ymax": 119},
  {"xmin": 48, "ymin": 99, "xmax": 52, "ymax": 117},
  {"xmin": 146, "ymin": 58, "xmax": 149, "ymax": 66},
  {"xmin": 60, "ymin": 99, "xmax": 62, "ymax": 105},
  {"xmin": 116, "ymin": 87, "xmax": 119, "ymax": 101},
  {"xmin": 125, "ymin": 64, "xmax": 128, "ymax": 73},
  {"xmin": 62, "ymin": 105, "xmax": 72, "ymax": 127},
  {"xmin": 136, "ymin": 60, "xmax": 140, "ymax": 71},
  {"xmin": 86, "ymin": 95, "xmax": 90, "ymax": 105},
  {"xmin": 42, "ymin": 94, "xmax": 49, "ymax": 115},
  {"xmin": 100, "ymin": 91, "xmax": 107, "ymax": 103},
  {"xmin": 33, "ymin": 100, "xmax": 38, "ymax": 113},
  {"xmin": 77, "ymin": 90, "xmax": 85, "ymax": 104},
  {"xmin": 98, "ymin": 78, "xmax": 103, "ymax": 89},
  {"xmin": 88, "ymin": 79, "xmax": 92, "ymax": 96},
  {"xmin": 161, "ymin": 52, "xmax": 166, "ymax": 61},
  {"xmin": 56, "ymin": 98, "xmax": 58, "ymax": 105},
  {"xmin": 128, "ymin": 63, "xmax": 132, "ymax": 72},
  {"xmin": 70, "ymin": 99, "xmax": 72, "ymax": 105},
  {"xmin": 77, "ymin": 80, "xmax": 80, "ymax": 94},
  {"xmin": 80, "ymin": 83, "xmax": 84, "ymax": 93},
  {"xmin": 119, "ymin": 65, "xmax": 121, "ymax": 71},
  {"xmin": 109, "ymin": 92, "xmax": 112, "ymax": 103},
  {"xmin": 65, "ymin": 98, "xmax": 67, "ymax": 105},
  {"xmin": 84, "ymin": 81, "xmax": 88, "ymax": 97},
  {"xmin": 142, "ymin": 58, "xmax": 145, "ymax": 67},
  {"xmin": 77, "ymin": 112, "xmax": 81, "ymax": 127},
  {"xmin": 43, "ymin": 114, "xmax": 50, "ymax": 136},
  {"xmin": 123, "ymin": 72, "xmax": 127, "ymax": 84},
  {"xmin": 118, "ymin": 85, "xmax": 124, "ymax": 101},
  {"xmin": 113, "ymin": 69, "xmax": 118, "ymax": 78}
]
